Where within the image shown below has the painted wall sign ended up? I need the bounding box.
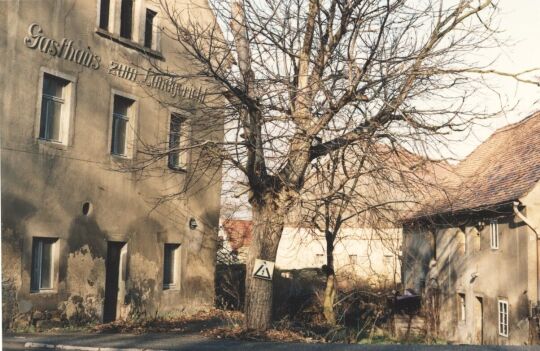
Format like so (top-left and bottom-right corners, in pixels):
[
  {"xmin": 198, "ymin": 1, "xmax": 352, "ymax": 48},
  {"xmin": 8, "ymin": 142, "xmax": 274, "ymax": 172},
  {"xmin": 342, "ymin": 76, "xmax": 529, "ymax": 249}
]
[
  {"xmin": 24, "ymin": 23, "xmax": 206, "ymax": 103},
  {"xmin": 24, "ymin": 23, "xmax": 101, "ymax": 69},
  {"xmin": 109, "ymin": 63, "xmax": 207, "ymax": 103}
]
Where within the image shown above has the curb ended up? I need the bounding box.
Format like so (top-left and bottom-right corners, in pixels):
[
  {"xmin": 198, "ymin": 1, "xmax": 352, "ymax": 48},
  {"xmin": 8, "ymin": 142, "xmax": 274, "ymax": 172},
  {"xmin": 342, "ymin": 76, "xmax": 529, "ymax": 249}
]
[{"xmin": 24, "ymin": 342, "xmax": 167, "ymax": 351}]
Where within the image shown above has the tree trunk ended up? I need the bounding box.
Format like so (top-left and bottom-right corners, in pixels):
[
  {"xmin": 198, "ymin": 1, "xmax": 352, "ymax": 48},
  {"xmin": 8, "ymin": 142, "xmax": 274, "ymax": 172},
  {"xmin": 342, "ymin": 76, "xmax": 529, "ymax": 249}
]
[
  {"xmin": 244, "ymin": 198, "xmax": 285, "ymax": 330},
  {"xmin": 323, "ymin": 273, "xmax": 337, "ymax": 325},
  {"xmin": 323, "ymin": 237, "xmax": 336, "ymax": 325}
]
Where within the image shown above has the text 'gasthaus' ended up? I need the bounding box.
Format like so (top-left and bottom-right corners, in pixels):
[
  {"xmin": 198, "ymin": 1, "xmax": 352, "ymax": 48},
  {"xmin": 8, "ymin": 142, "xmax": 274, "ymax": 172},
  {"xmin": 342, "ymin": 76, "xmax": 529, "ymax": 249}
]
[{"xmin": 24, "ymin": 23, "xmax": 101, "ymax": 70}]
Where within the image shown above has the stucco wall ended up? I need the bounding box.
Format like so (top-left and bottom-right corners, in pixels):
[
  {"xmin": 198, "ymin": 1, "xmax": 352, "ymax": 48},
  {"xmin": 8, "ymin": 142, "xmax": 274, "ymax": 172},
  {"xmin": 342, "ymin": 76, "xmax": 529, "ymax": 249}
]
[{"xmin": 1, "ymin": 0, "xmax": 222, "ymax": 328}]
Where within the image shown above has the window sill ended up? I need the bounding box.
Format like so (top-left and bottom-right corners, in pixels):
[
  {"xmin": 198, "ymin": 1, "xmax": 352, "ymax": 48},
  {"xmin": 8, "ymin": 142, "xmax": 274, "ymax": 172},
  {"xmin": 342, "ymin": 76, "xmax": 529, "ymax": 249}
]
[
  {"xmin": 163, "ymin": 285, "xmax": 180, "ymax": 291},
  {"xmin": 168, "ymin": 165, "xmax": 187, "ymax": 173},
  {"xmin": 30, "ymin": 289, "xmax": 58, "ymax": 294},
  {"xmin": 37, "ymin": 138, "xmax": 68, "ymax": 150},
  {"xmin": 95, "ymin": 28, "xmax": 164, "ymax": 60},
  {"xmin": 111, "ymin": 153, "xmax": 132, "ymax": 160}
]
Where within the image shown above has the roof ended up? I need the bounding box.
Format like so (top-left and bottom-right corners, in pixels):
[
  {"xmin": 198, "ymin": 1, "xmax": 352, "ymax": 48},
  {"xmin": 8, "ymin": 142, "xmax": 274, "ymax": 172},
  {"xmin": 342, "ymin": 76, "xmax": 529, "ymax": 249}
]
[
  {"xmin": 414, "ymin": 111, "xmax": 540, "ymax": 217},
  {"xmin": 221, "ymin": 219, "xmax": 252, "ymax": 251}
]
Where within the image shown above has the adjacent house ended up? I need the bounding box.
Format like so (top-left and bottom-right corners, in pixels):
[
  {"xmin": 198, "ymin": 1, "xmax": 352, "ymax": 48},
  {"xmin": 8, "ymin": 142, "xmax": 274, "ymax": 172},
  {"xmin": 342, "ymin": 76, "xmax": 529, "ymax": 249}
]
[
  {"xmin": 1, "ymin": 0, "xmax": 222, "ymax": 328},
  {"xmin": 219, "ymin": 219, "xmax": 401, "ymax": 287},
  {"xmin": 402, "ymin": 112, "xmax": 540, "ymax": 345}
]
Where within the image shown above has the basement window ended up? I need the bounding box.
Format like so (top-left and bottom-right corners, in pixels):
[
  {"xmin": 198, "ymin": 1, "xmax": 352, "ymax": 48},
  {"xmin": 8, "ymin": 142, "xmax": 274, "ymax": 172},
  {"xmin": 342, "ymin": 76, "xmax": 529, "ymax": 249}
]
[
  {"xmin": 31, "ymin": 237, "xmax": 57, "ymax": 292},
  {"xmin": 498, "ymin": 299, "xmax": 509, "ymax": 337},
  {"xmin": 490, "ymin": 220, "xmax": 499, "ymax": 249}
]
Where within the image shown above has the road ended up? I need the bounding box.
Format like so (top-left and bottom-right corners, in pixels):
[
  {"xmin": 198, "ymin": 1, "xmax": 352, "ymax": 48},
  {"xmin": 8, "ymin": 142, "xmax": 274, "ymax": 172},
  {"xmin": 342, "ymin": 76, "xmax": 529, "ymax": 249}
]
[{"xmin": 4, "ymin": 333, "xmax": 540, "ymax": 351}]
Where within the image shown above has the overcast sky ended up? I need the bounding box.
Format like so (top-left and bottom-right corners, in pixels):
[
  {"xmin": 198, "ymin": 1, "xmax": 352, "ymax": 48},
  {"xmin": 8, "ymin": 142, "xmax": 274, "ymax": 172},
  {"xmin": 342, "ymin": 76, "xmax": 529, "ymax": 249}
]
[{"xmin": 452, "ymin": 0, "xmax": 540, "ymax": 159}]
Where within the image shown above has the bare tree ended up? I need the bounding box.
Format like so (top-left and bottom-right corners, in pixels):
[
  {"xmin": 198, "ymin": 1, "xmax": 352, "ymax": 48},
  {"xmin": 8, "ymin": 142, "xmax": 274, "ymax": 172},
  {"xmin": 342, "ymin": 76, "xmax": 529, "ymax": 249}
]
[
  {"xmin": 127, "ymin": 0, "xmax": 540, "ymax": 330},
  {"xmin": 297, "ymin": 141, "xmax": 446, "ymax": 325}
]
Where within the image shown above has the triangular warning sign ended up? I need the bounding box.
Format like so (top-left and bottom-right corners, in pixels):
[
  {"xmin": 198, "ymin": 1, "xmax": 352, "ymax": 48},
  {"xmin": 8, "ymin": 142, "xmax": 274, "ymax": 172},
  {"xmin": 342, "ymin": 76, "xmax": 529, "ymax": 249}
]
[{"xmin": 252, "ymin": 259, "xmax": 275, "ymax": 280}]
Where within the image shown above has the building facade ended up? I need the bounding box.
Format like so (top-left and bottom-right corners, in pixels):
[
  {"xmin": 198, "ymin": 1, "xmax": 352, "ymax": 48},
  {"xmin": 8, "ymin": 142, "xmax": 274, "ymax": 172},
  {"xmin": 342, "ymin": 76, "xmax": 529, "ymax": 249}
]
[
  {"xmin": 1, "ymin": 0, "xmax": 222, "ymax": 328},
  {"xmin": 402, "ymin": 113, "xmax": 540, "ymax": 345},
  {"xmin": 219, "ymin": 219, "xmax": 401, "ymax": 287}
]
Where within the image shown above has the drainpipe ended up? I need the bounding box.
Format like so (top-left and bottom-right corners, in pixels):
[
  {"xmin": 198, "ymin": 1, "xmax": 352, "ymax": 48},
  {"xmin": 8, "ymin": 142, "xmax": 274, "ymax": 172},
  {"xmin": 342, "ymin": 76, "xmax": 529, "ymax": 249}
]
[{"xmin": 513, "ymin": 201, "xmax": 540, "ymax": 306}]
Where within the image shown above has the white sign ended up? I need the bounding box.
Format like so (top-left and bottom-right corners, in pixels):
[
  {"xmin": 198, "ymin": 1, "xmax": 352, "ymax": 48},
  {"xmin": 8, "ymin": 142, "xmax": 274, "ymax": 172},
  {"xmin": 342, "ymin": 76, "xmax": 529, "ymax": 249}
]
[{"xmin": 252, "ymin": 259, "xmax": 275, "ymax": 280}]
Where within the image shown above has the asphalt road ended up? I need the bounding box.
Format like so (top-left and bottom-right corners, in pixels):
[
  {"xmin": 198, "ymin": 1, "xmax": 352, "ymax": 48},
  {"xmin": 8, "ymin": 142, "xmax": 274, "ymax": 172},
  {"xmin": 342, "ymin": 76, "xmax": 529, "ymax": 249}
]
[{"xmin": 4, "ymin": 333, "xmax": 540, "ymax": 351}]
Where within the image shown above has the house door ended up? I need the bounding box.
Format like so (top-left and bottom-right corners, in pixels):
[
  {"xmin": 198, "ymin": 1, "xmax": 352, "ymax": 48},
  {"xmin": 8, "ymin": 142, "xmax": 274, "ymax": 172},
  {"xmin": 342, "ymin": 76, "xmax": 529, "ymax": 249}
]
[
  {"xmin": 473, "ymin": 296, "xmax": 483, "ymax": 344},
  {"xmin": 103, "ymin": 241, "xmax": 126, "ymax": 323}
]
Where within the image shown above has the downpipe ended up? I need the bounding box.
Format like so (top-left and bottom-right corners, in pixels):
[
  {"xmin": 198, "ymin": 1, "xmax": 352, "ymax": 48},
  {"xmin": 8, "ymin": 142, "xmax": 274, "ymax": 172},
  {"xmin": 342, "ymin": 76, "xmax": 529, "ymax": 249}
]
[{"xmin": 513, "ymin": 201, "xmax": 540, "ymax": 309}]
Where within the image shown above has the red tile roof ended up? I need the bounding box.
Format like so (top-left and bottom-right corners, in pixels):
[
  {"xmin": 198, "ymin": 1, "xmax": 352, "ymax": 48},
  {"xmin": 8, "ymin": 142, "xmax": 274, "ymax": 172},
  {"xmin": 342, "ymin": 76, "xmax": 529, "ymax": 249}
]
[
  {"xmin": 221, "ymin": 219, "xmax": 252, "ymax": 250},
  {"xmin": 416, "ymin": 111, "xmax": 540, "ymax": 217}
]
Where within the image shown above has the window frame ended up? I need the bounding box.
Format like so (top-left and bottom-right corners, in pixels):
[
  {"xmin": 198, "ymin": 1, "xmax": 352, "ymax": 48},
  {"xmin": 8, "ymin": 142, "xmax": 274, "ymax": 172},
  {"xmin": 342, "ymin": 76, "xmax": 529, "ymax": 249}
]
[
  {"xmin": 457, "ymin": 293, "xmax": 466, "ymax": 322},
  {"xmin": 490, "ymin": 220, "xmax": 499, "ymax": 250},
  {"xmin": 95, "ymin": 0, "xmax": 163, "ymax": 57},
  {"xmin": 35, "ymin": 68, "xmax": 77, "ymax": 147},
  {"xmin": 98, "ymin": 0, "xmax": 112, "ymax": 31},
  {"xmin": 143, "ymin": 7, "xmax": 159, "ymax": 50},
  {"xmin": 315, "ymin": 253, "xmax": 325, "ymax": 266},
  {"xmin": 167, "ymin": 113, "xmax": 190, "ymax": 171},
  {"xmin": 108, "ymin": 90, "xmax": 138, "ymax": 159},
  {"xmin": 30, "ymin": 237, "xmax": 58, "ymax": 293},
  {"xmin": 163, "ymin": 243, "xmax": 181, "ymax": 290},
  {"xmin": 119, "ymin": 0, "xmax": 134, "ymax": 40},
  {"xmin": 498, "ymin": 299, "xmax": 509, "ymax": 337}
]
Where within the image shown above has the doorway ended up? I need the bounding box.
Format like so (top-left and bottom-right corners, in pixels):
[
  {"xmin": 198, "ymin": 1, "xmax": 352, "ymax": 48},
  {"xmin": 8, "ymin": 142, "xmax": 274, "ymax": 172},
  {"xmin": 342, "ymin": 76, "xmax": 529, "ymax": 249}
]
[
  {"xmin": 473, "ymin": 296, "xmax": 483, "ymax": 344},
  {"xmin": 103, "ymin": 241, "xmax": 127, "ymax": 323}
]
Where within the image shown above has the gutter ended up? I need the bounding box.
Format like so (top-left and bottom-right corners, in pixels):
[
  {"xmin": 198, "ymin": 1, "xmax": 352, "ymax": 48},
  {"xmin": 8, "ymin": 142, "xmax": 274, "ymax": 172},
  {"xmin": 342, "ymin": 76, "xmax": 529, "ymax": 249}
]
[{"xmin": 513, "ymin": 201, "xmax": 540, "ymax": 306}]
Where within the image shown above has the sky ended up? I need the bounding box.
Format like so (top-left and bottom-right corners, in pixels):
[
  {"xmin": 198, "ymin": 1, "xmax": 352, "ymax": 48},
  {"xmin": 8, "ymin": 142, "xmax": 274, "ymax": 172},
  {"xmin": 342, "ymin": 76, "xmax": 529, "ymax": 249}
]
[
  {"xmin": 221, "ymin": 1, "xmax": 540, "ymax": 218},
  {"xmin": 452, "ymin": 0, "xmax": 540, "ymax": 159}
]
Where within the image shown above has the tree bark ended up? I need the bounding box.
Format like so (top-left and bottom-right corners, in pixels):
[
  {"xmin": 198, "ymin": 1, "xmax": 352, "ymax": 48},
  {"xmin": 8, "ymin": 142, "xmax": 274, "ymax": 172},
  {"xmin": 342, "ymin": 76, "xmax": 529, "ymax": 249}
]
[
  {"xmin": 323, "ymin": 273, "xmax": 337, "ymax": 325},
  {"xmin": 323, "ymin": 236, "xmax": 336, "ymax": 325},
  {"xmin": 244, "ymin": 197, "xmax": 286, "ymax": 330}
]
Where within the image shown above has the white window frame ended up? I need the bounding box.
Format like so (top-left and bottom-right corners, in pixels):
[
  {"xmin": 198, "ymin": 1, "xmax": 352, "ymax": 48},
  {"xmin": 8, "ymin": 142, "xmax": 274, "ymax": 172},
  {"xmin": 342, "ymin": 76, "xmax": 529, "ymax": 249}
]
[
  {"xmin": 458, "ymin": 293, "xmax": 466, "ymax": 322},
  {"xmin": 35, "ymin": 68, "xmax": 77, "ymax": 146},
  {"xmin": 498, "ymin": 299, "xmax": 509, "ymax": 337},
  {"xmin": 108, "ymin": 90, "xmax": 138, "ymax": 159},
  {"xmin": 163, "ymin": 243, "xmax": 181, "ymax": 290},
  {"xmin": 30, "ymin": 237, "xmax": 58, "ymax": 293},
  {"xmin": 490, "ymin": 220, "xmax": 499, "ymax": 249}
]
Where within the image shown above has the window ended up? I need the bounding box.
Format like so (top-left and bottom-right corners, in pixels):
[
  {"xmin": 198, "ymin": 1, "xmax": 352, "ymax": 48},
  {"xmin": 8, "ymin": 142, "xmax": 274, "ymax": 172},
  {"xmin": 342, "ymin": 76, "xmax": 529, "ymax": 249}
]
[
  {"xmin": 120, "ymin": 0, "xmax": 134, "ymax": 39},
  {"xmin": 31, "ymin": 238, "xmax": 56, "ymax": 292},
  {"xmin": 39, "ymin": 74, "xmax": 69, "ymax": 143},
  {"xmin": 144, "ymin": 9, "xmax": 157, "ymax": 48},
  {"xmin": 111, "ymin": 95, "xmax": 134, "ymax": 156},
  {"xmin": 349, "ymin": 254, "xmax": 358, "ymax": 265},
  {"xmin": 458, "ymin": 293, "xmax": 466, "ymax": 322},
  {"xmin": 315, "ymin": 253, "xmax": 325, "ymax": 266},
  {"xmin": 490, "ymin": 220, "xmax": 499, "ymax": 249},
  {"xmin": 498, "ymin": 300, "xmax": 509, "ymax": 337},
  {"xmin": 168, "ymin": 114, "xmax": 188, "ymax": 170},
  {"xmin": 457, "ymin": 229, "xmax": 466, "ymax": 255},
  {"xmin": 99, "ymin": 0, "xmax": 110, "ymax": 30},
  {"xmin": 163, "ymin": 244, "xmax": 180, "ymax": 289}
]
